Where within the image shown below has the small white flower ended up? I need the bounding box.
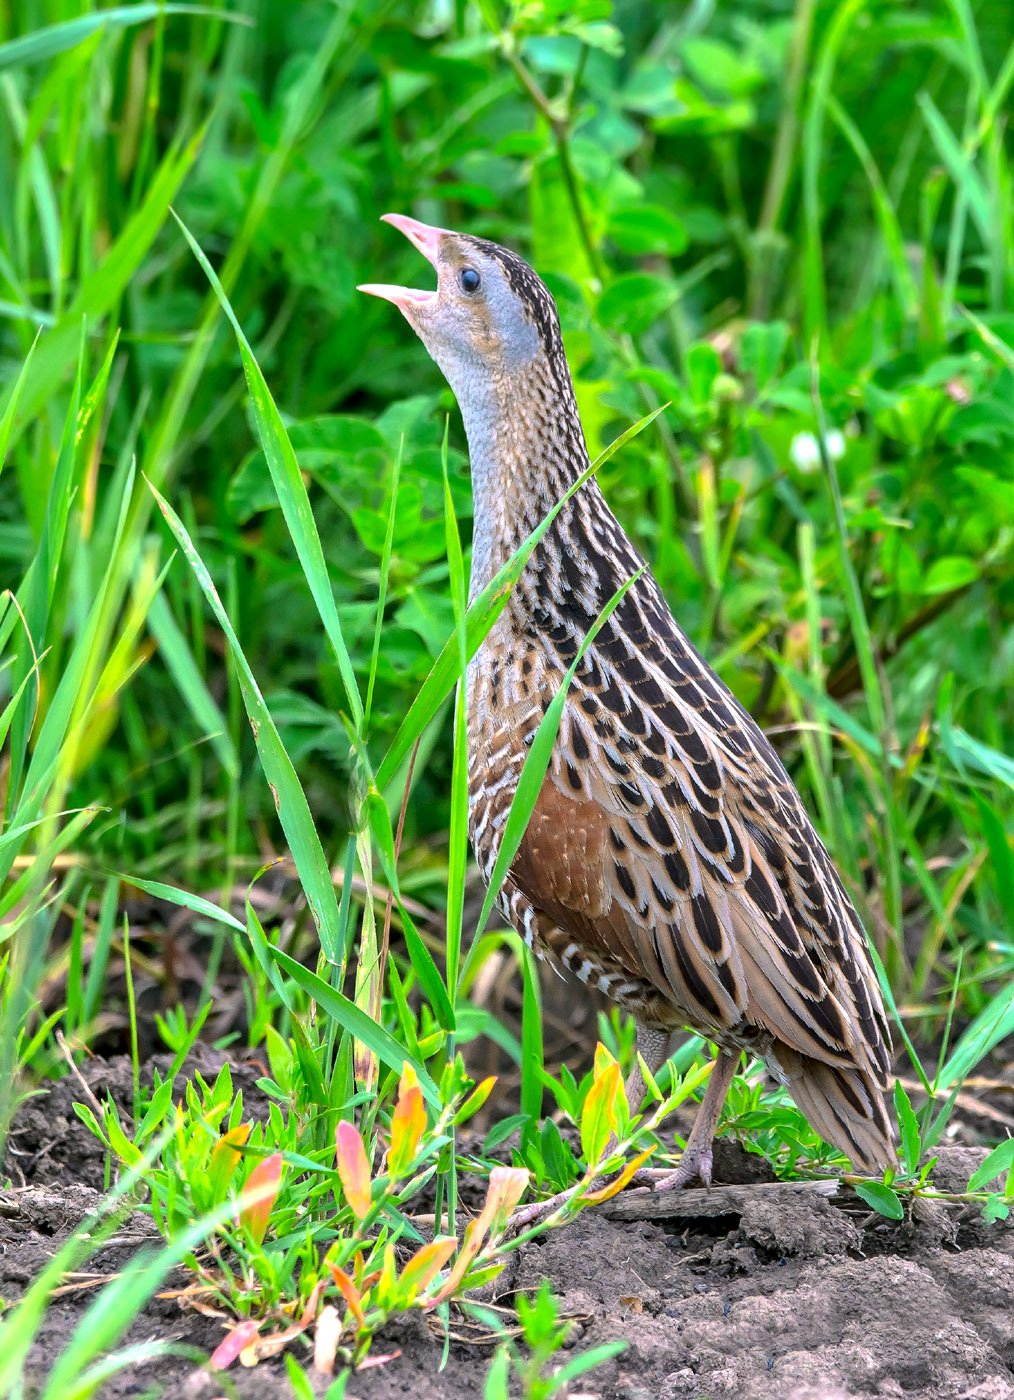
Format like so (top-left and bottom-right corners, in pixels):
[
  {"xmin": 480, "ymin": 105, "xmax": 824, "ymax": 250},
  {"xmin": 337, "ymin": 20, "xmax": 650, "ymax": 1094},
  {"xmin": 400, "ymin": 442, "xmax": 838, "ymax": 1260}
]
[{"xmin": 789, "ymin": 429, "xmax": 845, "ymax": 473}]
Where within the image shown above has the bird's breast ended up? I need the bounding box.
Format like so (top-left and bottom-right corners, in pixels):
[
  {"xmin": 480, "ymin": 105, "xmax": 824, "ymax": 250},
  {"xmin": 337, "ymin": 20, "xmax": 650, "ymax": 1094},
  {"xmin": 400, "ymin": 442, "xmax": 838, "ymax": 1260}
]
[{"xmin": 465, "ymin": 625, "xmax": 560, "ymax": 882}]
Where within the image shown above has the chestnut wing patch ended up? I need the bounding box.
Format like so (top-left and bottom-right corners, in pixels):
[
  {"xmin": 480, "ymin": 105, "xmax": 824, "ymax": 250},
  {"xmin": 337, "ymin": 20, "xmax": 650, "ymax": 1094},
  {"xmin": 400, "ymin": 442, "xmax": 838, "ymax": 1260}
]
[{"xmin": 509, "ymin": 570, "xmax": 891, "ymax": 1082}]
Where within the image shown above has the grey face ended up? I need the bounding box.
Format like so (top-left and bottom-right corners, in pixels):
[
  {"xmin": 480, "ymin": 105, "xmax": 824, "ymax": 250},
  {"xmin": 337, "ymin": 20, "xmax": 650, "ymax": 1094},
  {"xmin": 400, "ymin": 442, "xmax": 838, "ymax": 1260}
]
[
  {"xmin": 358, "ymin": 216, "xmax": 551, "ymax": 405},
  {"xmin": 413, "ymin": 241, "xmax": 543, "ymax": 392}
]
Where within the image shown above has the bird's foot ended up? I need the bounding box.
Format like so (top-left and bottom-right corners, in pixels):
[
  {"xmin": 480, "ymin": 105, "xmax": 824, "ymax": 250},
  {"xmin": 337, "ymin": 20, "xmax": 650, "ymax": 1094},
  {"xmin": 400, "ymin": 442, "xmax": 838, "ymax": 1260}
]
[
  {"xmin": 503, "ymin": 1143, "xmax": 714, "ymax": 1234},
  {"xmin": 503, "ymin": 1186, "xmax": 574, "ymax": 1238},
  {"xmin": 505, "ymin": 1162, "xmax": 628, "ymax": 1236},
  {"xmin": 631, "ymin": 1142, "xmax": 713, "ymax": 1193}
]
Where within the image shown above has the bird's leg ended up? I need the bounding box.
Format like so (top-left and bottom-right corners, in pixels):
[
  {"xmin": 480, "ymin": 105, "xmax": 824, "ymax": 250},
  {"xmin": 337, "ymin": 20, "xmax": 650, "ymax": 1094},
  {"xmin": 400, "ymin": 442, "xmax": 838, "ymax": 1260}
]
[
  {"xmin": 642, "ymin": 1049, "xmax": 739, "ymax": 1191},
  {"xmin": 622, "ymin": 1023, "xmax": 678, "ymax": 1120}
]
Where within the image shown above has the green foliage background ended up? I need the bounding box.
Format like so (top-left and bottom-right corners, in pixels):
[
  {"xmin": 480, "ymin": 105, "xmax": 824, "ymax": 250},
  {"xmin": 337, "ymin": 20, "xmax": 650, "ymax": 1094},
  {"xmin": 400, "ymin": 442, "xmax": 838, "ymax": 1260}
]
[{"xmin": 1, "ymin": 0, "xmax": 1012, "ymax": 1058}]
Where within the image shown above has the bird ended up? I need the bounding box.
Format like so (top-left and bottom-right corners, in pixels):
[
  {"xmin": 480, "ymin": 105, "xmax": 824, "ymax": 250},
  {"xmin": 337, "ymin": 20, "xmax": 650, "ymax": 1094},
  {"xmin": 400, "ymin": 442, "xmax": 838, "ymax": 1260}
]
[{"xmin": 359, "ymin": 213, "xmax": 897, "ymax": 1194}]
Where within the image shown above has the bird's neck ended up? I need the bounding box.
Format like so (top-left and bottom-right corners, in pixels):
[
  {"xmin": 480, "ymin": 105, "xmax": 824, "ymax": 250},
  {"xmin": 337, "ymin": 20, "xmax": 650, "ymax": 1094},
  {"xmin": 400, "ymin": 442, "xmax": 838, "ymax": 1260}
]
[{"xmin": 459, "ymin": 358, "xmax": 591, "ymax": 596}]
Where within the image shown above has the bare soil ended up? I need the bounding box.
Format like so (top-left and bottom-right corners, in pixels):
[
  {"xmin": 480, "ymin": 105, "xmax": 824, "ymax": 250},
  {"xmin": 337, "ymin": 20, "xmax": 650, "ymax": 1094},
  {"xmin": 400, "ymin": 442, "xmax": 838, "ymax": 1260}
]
[{"xmin": 3, "ymin": 1051, "xmax": 1012, "ymax": 1400}]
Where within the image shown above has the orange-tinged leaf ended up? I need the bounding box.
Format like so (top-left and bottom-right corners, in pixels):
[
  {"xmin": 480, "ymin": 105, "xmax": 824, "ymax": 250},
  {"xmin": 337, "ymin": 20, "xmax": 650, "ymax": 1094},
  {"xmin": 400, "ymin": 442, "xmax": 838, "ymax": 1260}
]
[
  {"xmin": 209, "ymin": 1122, "xmax": 251, "ymax": 1202},
  {"xmin": 328, "ymin": 1263, "xmax": 366, "ymax": 1328},
  {"xmin": 583, "ymin": 1145, "xmax": 656, "ymax": 1203},
  {"xmin": 581, "ymin": 1058, "xmax": 622, "ymax": 1166},
  {"xmin": 398, "ymin": 1236, "xmax": 457, "ymax": 1302},
  {"xmin": 335, "ymin": 1120, "xmax": 372, "ymax": 1221},
  {"xmin": 210, "ymin": 1320, "xmax": 260, "ymax": 1371},
  {"xmin": 434, "ymin": 1217, "xmax": 486, "ymax": 1301},
  {"xmin": 434, "ymin": 1165, "xmax": 529, "ymax": 1302},
  {"xmin": 388, "ymin": 1065, "xmax": 426, "ymax": 1179},
  {"xmin": 486, "ymin": 1165, "xmax": 529, "ymax": 1234},
  {"xmin": 239, "ymin": 1152, "xmax": 283, "ymax": 1245}
]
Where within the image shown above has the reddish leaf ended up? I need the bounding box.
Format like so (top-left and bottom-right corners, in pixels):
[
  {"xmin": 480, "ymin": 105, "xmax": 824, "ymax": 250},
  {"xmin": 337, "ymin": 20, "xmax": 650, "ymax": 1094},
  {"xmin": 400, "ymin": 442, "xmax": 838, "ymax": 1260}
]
[
  {"xmin": 485, "ymin": 1165, "xmax": 529, "ymax": 1234},
  {"xmin": 239, "ymin": 1152, "xmax": 283, "ymax": 1245},
  {"xmin": 335, "ymin": 1120, "xmax": 372, "ymax": 1222},
  {"xmin": 434, "ymin": 1166, "xmax": 529, "ymax": 1301},
  {"xmin": 357, "ymin": 1350, "xmax": 402, "ymax": 1370},
  {"xmin": 209, "ymin": 1320, "xmax": 260, "ymax": 1371}
]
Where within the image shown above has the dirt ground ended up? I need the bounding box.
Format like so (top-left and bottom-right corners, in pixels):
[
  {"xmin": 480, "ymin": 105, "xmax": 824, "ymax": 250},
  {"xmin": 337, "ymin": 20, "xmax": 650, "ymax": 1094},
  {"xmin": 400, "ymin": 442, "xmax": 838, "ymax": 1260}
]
[{"xmin": 3, "ymin": 1049, "xmax": 1013, "ymax": 1400}]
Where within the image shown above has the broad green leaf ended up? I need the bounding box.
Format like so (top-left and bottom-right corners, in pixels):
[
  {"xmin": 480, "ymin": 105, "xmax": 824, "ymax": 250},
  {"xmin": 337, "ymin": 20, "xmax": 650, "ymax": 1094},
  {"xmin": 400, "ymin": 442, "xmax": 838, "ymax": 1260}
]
[
  {"xmin": 681, "ymin": 35, "xmax": 765, "ymax": 97},
  {"xmin": 598, "ymin": 273, "xmax": 679, "ymax": 333},
  {"xmin": 608, "ymin": 206, "xmax": 688, "ymax": 256},
  {"xmin": 893, "ymin": 1080, "xmax": 921, "ymax": 1174},
  {"xmin": 967, "ymin": 1139, "xmax": 1014, "ymax": 1195},
  {"xmin": 920, "ymin": 555, "xmax": 979, "ymax": 595},
  {"xmin": 855, "ymin": 1181, "xmax": 904, "ymax": 1220},
  {"xmin": 740, "ymin": 321, "xmax": 789, "ymax": 393}
]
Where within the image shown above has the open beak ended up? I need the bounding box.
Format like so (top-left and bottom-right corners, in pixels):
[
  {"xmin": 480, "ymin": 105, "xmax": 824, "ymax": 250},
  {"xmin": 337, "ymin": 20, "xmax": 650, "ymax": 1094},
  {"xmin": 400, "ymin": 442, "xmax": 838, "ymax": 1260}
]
[{"xmin": 357, "ymin": 212, "xmax": 453, "ymax": 313}]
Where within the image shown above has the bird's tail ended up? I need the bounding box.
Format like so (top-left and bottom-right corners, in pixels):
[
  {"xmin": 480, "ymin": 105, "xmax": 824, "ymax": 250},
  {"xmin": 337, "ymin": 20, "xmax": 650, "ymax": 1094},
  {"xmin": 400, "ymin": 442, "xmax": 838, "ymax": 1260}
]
[{"xmin": 777, "ymin": 1048, "xmax": 898, "ymax": 1174}]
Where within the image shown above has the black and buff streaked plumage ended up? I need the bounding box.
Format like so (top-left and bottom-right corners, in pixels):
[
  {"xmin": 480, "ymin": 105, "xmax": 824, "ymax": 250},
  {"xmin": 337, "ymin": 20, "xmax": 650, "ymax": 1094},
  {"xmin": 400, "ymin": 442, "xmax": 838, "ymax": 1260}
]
[{"xmin": 360, "ymin": 214, "xmax": 897, "ymax": 1187}]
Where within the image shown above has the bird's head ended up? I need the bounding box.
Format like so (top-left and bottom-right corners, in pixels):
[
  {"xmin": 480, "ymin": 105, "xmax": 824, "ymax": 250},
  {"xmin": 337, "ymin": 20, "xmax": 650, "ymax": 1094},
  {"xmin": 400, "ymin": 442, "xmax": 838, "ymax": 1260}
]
[{"xmin": 359, "ymin": 214, "xmax": 563, "ymax": 403}]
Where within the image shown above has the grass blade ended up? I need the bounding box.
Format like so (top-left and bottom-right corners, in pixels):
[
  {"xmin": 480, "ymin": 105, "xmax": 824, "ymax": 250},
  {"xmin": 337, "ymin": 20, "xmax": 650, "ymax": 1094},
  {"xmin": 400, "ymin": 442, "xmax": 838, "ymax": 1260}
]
[
  {"xmin": 267, "ymin": 946, "xmax": 439, "ymax": 1106},
  {"xmin": 173, "ymin": 210, "xmax": 364, "ymax": 728},
  {"xmin": 465, "ymin": 564, "xmax": 646, "ymax": 972},
  {"xmin": 376, "ymin": 406, "xmax": 668, "ymax": 792},
  {"xmin": 148, "ymin": 479, "xmax": 344, "ymax": 963},
  {"xmin": 0, "ymin": 6, "xmax": 246, "ymax": 73},
  {"xmin": 147, "ymin": 590, "xmax": 239, "ymax": 779}
]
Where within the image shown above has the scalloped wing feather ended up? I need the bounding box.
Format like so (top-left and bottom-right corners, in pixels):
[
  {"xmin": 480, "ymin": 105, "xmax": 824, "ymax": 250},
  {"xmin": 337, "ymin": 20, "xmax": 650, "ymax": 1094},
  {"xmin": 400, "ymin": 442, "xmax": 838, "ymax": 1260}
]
[
  {"xmin": 466, "ymin": 491, "xmax": 894, "ymax": 1167},
  {"xmin": 468, "ymin": 546, "xmax": 891, "ymax": 1074}
]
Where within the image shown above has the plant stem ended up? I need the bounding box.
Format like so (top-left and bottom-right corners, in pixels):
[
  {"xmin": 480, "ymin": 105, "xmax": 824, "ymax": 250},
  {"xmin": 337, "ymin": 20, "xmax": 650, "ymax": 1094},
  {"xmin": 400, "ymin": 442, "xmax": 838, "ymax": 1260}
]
[{"xmin": 750, "ymin": 0, "xmax": 817, "ymax": 317}]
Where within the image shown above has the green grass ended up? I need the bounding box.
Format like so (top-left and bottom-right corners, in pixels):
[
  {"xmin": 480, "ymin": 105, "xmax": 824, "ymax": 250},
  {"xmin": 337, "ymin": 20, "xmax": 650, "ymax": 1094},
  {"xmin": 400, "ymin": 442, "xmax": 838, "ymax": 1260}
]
[{"xmin": 1, "ymin": 0, "xmax": 1012, "ymax": 1390}]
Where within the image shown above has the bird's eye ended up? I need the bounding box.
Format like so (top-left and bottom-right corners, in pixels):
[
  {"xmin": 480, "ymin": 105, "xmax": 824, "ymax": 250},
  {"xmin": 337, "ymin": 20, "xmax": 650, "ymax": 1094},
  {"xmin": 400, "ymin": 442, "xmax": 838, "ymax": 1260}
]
[{"xmin": 459, "ymin": 267, "xmax": 481, "ymax": 294}]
